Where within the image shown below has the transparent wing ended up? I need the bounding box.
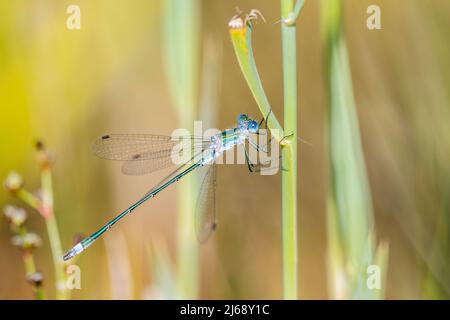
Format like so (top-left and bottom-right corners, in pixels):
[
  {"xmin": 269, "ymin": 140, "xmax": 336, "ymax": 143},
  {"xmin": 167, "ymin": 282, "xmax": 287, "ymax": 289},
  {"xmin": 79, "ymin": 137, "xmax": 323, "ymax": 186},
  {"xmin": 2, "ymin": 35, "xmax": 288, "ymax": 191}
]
[
  {"xmin": 194, "ymin": 163, "xmax": 218, "ymax": 243},
  {"xmin": 92, "ymin": 134, "xmax": 211, "ymax": 161},
  {"xmin": 121, "ymin": 153, "xmax": 175, "ymax": 175},
  {"xmin": 120, "ymin": 147, "xmax": 208, "ymax": 176},
  {"xmin": 93, "ymin": 134, "xmax": 212, "ymax": 175}
]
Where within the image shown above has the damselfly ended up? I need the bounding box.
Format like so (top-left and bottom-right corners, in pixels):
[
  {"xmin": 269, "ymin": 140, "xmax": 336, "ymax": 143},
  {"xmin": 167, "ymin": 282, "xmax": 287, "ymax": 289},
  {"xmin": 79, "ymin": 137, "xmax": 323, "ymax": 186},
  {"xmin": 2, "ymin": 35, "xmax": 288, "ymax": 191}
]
[{"xmin": 63, "ymin": 114, "xmax": 272, "ymax": 261}]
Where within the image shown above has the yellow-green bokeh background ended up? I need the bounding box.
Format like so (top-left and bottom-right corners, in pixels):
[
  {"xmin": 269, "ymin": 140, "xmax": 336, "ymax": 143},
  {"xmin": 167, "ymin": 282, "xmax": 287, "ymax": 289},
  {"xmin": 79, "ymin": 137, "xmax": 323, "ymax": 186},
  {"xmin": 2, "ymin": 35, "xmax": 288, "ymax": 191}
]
[{"xmin": 1, "ymin": 0, "xmax": 449, "ymax": 299}]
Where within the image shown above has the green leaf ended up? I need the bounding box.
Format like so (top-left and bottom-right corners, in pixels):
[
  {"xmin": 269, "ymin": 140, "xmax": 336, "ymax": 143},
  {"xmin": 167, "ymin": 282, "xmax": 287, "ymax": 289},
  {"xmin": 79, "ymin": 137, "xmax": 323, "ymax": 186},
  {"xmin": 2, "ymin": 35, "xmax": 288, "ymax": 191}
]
[{"xmin": 228, "ymin": 13, "xmax": 284, "ymax": 142}]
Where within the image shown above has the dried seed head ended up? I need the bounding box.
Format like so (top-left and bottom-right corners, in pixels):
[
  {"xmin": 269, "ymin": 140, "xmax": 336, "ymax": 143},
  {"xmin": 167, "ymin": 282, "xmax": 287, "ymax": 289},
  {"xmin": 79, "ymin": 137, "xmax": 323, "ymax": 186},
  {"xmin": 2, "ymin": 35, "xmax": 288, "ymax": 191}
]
[
  {"xmin": 4, "ymin": 172, "xmax": 24, "ymax": 193},
  {"xmin": 3, "ymin": 205, "xmax": 27, "ymax": 227},
  {"xmin": 12, "ymin": 233, "xmax": 42, "ymax": 251},
  {"xmin": 11, "ymin": 235, "xmax": 23, "ymax": 248},
  {"xmin": 228, "ymin": 8, "xmax": 266, "ymax": 29},
  {"xmin": 26, "ymin": 272, "xmax": 44, "ymax": 286},
  {"xmin": 35, "ymin": 140, "xmax": 44, "ymax": 151},
  {"xmin": 246, "ymin": 9, "xmax": 266, "ymax": 24},
  {"xmin": 35, "ymin": 140, "xmax": 54, "ymax": 169},
  {"xmin": 229, "ymin": 15, "xmax": 245, "ymax": 29}
]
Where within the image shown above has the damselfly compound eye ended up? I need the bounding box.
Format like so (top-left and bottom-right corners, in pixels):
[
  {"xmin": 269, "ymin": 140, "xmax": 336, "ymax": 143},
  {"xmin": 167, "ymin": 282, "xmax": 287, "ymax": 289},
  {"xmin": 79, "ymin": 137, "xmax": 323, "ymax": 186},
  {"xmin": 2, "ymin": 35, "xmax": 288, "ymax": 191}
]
[
  {"xmin": 248, "ymin": 120, "xmax": 259, "ymax": 133},
  {"xmin": 238, "ymin": 114, "xmax": 248, "ymax": 123}
]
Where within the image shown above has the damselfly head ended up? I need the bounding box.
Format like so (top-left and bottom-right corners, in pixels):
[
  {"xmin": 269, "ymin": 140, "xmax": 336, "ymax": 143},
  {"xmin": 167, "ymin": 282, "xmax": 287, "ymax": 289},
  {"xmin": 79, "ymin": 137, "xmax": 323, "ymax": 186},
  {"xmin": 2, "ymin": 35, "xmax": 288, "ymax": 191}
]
[{"xmin": 237, "ymin": 114, "xmax": 259, "ymax": 133}]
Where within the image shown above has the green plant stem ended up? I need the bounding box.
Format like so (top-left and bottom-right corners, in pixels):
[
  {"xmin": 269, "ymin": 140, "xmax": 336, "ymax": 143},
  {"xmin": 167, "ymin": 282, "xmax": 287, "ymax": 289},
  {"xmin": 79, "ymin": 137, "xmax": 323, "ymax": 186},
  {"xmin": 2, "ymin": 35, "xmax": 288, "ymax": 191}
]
[
  {"xmin": 41, "ymin": 167, "xmax": 68, "ymax": 300},
  {"xmin": 283, "ymin": 0, "xmax": 305, "ymax": 26},
  {"xmin": 16, "ymin": 189, "xmax": 41, "ymax": 209},
  {"xmin": 46, "ymin": 216, "xmax": 67, "ymax": 299},
  {"xmin": 164, "ymin": 0, "xmax": 201, "ymax": 299},
  {"xmin": 229, "ymin": 22, "xmax": 285, "ymax": 142},
  {"xmin": 17, "ymin": 171, "xmax": 68, "ymax": 299},
  {"xmin": 22, "ymin": 251, "xmax": 46, "ymax": 300},
  {"xmin": 229, "ymin": 5, "xmax": 301, "ymax": 299},
  {"xmin": 281, "ymin": 0, "xmax": 298, "ymax": 300},
  {"xmin": 321, "ymin": 0, "xmax": 386, "ymax": 299},
  {"xmin": 18, "ymin": 225, "xmax": 46, "ymax": 300}
]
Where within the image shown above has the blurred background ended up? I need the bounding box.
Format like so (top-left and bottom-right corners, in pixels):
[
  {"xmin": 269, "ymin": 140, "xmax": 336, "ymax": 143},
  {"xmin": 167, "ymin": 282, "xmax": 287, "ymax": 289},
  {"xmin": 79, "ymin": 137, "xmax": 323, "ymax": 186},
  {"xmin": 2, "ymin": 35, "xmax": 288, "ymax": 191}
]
[{"xmin": 0, "ymin": 0, "xmax": 449, "ymax": 299}]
